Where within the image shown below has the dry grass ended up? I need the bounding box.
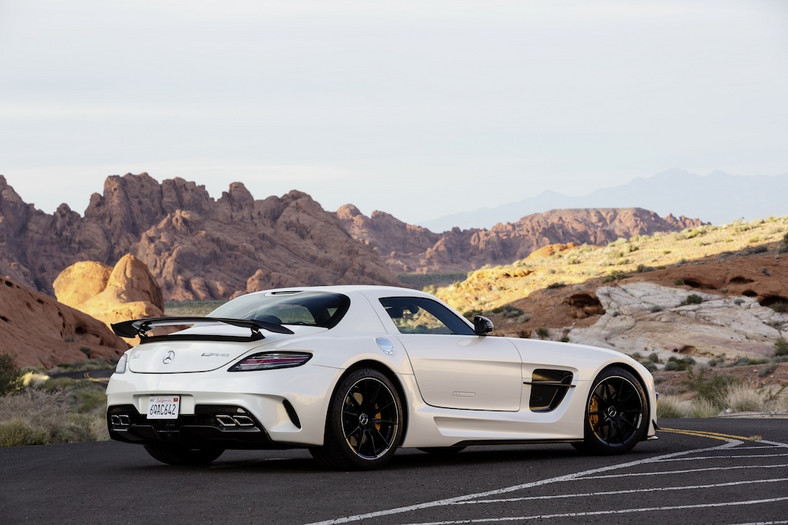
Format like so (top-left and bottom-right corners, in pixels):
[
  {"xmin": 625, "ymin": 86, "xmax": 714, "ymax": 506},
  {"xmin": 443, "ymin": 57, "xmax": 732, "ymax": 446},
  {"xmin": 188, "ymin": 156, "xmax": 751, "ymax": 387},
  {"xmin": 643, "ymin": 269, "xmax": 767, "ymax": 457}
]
[
  {"xmin": 0, "ymin": 381, "xmax": 109, "ymax": 447},
  {"xmin": 725, "ymin": 384, "xmax": 764, "ymax": 412},
  {"xmin": 656, "ymin": 395, "xmax": 688, "ymax": 418},
  {"xmin": 657, "ymin": 379, "xmax": 788, "ymax": 419}
]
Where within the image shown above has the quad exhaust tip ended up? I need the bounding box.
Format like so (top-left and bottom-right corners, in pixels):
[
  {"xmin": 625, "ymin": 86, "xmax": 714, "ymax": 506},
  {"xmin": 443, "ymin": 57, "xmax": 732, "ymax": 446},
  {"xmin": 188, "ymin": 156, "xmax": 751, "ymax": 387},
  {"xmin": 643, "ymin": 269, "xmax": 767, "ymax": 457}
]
[{"xmin": 215, "ymin": 414, "xmax": 256, "ymax": 428}]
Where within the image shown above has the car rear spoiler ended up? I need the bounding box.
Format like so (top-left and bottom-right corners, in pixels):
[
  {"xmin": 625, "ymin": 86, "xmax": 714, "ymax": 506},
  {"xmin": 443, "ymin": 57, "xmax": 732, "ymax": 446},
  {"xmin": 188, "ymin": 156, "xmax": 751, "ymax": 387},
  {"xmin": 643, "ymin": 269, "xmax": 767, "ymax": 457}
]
[{"xmin": 111, "ymin": 316, "xmax": 294, "ymax": 343}]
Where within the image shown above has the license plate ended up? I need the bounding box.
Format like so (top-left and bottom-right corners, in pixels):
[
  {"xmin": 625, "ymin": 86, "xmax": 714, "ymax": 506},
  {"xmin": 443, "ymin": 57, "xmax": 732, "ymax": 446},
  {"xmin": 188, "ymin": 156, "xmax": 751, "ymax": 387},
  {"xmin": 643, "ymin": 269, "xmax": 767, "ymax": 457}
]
[{"xmin": 147, "ymin": 395, "xmax": 180, "ymax": 419}]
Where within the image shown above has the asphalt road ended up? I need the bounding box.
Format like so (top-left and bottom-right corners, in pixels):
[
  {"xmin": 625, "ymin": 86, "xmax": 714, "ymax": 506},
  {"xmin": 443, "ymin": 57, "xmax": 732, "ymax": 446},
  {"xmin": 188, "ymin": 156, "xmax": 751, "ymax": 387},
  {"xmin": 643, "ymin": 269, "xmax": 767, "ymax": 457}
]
[{"xmin": 1, "ymin": 418, "xmax": 786, "ymax": 524}]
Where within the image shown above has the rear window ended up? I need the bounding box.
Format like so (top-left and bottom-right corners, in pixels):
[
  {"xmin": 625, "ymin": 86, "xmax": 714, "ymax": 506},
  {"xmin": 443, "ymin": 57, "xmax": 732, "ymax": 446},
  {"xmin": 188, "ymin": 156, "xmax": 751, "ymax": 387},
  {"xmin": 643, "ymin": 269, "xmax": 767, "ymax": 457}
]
[{"xmin": 210, "ymin": 291, "xmax": 350, "ymax": 329}]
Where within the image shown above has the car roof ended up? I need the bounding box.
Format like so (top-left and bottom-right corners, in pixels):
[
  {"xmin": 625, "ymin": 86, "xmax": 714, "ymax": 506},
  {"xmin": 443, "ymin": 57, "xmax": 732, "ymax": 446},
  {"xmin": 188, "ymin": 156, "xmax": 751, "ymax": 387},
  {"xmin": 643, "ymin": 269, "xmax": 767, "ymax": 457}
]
[{"xmin": 255, "ymin": 285, "xmax": 435, "ymax": 299}]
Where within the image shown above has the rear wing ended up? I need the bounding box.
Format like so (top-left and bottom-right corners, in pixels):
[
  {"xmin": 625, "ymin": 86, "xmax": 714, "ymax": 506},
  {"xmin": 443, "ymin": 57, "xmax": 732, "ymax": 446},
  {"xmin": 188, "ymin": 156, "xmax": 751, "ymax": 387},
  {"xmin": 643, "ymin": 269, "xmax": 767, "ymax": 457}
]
[{"xmin": 111, "ymin": 316, "xmax": 294, "ymax": 343}]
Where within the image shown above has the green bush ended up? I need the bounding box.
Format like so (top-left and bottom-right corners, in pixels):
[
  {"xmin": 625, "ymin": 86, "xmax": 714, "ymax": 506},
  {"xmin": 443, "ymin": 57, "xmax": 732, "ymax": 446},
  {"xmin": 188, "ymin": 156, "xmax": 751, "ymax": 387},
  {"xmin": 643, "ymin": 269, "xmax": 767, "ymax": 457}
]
[
  {"xmin": 776, "ymin": 338, "xmax": 788, "ymax": 357},
  {"xmin": 639, "ymin": 361, "xmax": 657, "ymax": 373},
  {"xmin": 665, "ymin": 356, "xmax": 695, "ymax": 372},
  {"xmin": 683, "ymin": 369, "xmax": 735, "ymax": 409},
  {"xmin": 0, "ymin": 354, "xmax": 21, "ymax": 395},
  {"xmin": 680, "ymin": 294, "xmax": 704, "ymax": 306}
]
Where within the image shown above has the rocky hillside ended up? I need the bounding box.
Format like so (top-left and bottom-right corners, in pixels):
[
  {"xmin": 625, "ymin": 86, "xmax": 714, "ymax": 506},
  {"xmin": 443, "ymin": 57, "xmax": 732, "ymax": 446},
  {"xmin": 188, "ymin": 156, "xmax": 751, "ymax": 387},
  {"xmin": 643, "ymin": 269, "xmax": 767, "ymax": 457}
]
[
  {"xmin": 0, "ymin": 275, "xmax": 128, "ymax": 368},
  {"xmin": 438, "ymin": 217, "xmax": 788, "ymax": 364},
  {"xmin": 0, "ymin": 173, "xmax": 400, "ymax": 300},
  {"xmin": 336, "ymin": 205, "xmax": 703, "ymax": 273}
]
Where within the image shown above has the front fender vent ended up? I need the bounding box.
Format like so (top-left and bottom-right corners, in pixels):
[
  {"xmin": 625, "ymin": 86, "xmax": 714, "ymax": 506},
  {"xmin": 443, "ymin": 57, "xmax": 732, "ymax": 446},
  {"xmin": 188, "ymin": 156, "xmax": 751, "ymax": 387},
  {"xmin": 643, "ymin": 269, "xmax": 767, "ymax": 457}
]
[{"xmin": 527, "ymin": 369, "xmax": 574, "ymax": 412}]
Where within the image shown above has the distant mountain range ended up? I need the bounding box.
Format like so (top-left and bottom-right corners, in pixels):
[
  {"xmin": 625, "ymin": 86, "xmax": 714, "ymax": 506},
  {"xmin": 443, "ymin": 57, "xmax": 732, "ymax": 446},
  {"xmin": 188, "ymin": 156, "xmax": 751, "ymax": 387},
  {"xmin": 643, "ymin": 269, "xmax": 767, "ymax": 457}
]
[
  {"xmin": 0, "ymin": 173, "xmax": 703, "ymax": 300},
  {"xmin": 420, "ymin": 170, "xmax": 788, "ymax": 232}
]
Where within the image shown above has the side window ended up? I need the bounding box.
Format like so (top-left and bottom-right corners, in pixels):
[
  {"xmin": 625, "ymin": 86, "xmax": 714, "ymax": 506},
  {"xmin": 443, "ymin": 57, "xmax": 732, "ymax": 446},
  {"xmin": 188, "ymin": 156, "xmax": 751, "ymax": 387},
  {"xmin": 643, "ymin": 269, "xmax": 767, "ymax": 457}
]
[{"xmin": 380, "ymin": 297, "xmax": 475, "ymax": 336}]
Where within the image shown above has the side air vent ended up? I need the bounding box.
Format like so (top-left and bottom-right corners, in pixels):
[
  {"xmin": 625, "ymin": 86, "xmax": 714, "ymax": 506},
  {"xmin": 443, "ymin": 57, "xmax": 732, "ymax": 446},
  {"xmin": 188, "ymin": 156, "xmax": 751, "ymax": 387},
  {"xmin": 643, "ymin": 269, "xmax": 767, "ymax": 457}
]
[
  {"xmin": 528, "ymin": 369, "xmax": 574, "ymax": 412},
  {"xmin": 282, "ymin": 399, "xmax": 301, "ymax": 429}
]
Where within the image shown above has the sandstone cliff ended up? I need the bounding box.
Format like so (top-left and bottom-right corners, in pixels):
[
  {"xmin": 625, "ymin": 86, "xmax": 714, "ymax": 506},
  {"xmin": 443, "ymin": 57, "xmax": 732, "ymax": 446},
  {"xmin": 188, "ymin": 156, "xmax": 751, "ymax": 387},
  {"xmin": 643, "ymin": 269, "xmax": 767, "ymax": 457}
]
[
  {"xmin": 336, "ymin": 206, "xmax": 704, "ymax": 273},
  {"xmin": 0, "ymin": 276, "xmax": 128, "ymax": 368},
  {"xmin": 0, "ymin": 174, "xmax": 400, "ymax": 300}
]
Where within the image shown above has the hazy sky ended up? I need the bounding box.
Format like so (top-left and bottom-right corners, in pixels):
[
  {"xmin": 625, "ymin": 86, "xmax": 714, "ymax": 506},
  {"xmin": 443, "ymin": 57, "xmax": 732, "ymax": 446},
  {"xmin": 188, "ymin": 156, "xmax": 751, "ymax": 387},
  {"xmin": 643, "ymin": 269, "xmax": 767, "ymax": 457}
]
[{"xmin": 1, "ymin": 0, "xmax": 786, "ymax": 224}]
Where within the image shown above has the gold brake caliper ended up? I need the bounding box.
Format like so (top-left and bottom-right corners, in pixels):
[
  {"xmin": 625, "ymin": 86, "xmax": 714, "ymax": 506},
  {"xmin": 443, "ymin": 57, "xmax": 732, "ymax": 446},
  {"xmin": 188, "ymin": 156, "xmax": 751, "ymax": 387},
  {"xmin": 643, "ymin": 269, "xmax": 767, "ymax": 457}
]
[{"xmin": 589, "ymin": 394, "xmax": 599, "ymax": 428}]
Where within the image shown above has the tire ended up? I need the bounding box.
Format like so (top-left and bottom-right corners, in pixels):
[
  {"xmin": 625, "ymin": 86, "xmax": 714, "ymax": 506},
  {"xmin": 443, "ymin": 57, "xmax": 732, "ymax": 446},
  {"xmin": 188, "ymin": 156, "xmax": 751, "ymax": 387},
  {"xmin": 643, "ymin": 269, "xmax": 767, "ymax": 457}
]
[
  {"xmin": 143, "ymin": 443, "xmax": 224, "ymax": 466},
  {"xmin": 310, "ymin": 368, "xmax": 403, "ymax": 470},
  {"xmin": 580, "ymin": 367, "xmax": 648, "ymax": 454}
]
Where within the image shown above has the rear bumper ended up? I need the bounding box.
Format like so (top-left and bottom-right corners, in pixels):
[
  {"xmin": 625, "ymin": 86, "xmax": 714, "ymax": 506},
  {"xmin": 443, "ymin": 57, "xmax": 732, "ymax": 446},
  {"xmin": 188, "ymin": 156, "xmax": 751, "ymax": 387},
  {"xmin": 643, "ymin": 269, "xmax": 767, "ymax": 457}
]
[{"xmin": 107, "ymin": 404, "xmax": 296, "ymax": 449}]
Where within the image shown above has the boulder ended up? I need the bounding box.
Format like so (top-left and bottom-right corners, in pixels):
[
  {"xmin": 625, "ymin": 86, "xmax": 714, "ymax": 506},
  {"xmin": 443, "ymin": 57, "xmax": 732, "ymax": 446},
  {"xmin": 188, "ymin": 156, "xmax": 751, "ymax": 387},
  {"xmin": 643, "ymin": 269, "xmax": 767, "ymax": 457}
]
[
  {"xmin": 568, "ymin": 282, "xmax": 784, "ymax": 360},
  {"xmin": 54, "ymin": 255, "xmax": 164, "ymax": 343}
]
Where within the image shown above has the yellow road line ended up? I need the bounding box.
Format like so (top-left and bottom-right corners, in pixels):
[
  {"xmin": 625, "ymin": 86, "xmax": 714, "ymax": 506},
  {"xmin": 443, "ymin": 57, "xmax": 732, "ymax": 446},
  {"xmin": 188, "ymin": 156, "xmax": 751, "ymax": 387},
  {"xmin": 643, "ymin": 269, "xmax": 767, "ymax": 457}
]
[{"xmin": 660, "ymin": 427, "xmax": 762, "ymax": 442}]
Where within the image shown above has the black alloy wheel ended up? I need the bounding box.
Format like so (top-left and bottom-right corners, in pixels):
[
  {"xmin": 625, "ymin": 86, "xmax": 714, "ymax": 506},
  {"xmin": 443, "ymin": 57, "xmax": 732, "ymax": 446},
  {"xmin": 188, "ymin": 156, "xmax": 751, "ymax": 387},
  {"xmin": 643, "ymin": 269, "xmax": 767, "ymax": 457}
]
[
  {"xmin": 580, "ymin": 366, "xmax": 648, "ymax": 454},
  {"xmin": 310, "ymin": 368, "xmax": 403, "ymax": 470}
]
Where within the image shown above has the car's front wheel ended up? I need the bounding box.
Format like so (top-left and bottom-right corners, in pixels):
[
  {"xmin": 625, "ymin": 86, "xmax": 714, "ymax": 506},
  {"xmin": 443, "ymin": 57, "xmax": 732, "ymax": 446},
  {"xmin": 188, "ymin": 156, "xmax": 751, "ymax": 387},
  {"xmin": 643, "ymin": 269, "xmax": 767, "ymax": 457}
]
[
  {"xmin": 310, "ymin": 368, "xmax": 403, "ymax": 470},
  {"xmin": 143, "ymin": 443, "xmax": 224, "ymax": 466},
  {"xmin": 579, "ymin": 367, "xmax": 649, "ymax": 454}
]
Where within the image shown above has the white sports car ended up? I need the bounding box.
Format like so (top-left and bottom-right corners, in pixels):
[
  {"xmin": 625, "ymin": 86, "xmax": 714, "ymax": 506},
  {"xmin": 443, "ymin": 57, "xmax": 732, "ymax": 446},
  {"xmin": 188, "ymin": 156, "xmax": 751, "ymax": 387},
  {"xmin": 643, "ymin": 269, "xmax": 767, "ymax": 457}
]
[{"xmin": 107, "ymin": 285, "xmax": 657, "ymax": 470}]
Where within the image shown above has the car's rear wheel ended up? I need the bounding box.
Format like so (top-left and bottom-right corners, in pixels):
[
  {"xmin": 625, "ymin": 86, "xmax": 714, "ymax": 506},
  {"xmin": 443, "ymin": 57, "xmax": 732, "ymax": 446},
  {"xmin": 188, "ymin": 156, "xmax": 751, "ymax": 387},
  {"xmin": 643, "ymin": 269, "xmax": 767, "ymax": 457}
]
[
  {"xmin": 143, "ymin": 443, "xmax": 224, "ymax": 465},
  {"xmin": 579, "ymin": 367, "xmax": 648, "ymax": 454},
  {"xmin": 310, "ymin": 368, "xmax": 403, "ymax": 470}
]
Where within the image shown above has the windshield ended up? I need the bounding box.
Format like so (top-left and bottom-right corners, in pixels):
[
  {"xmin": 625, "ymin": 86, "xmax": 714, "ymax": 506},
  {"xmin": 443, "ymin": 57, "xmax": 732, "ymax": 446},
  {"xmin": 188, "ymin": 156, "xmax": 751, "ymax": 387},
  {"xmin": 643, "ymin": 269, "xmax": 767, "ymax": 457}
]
[{"xmin": 209, "ymin": 291, "xmax": 350, "ymax": 329}]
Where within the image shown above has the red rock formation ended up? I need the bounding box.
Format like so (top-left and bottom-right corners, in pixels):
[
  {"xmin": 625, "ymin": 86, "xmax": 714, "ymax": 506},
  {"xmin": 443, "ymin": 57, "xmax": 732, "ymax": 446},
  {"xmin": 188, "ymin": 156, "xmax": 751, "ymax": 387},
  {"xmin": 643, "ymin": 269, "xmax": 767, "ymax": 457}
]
[
  {"xmin": 0, "ymin": 174, "xmax": 400, "ymax": 300},
  {"xmin": 336, "ymin": 207, "xmax": 704, "ymax": 273},
  {"xmin": 0, "ymin": 275, "xmax": 128, "ymax": 368}
]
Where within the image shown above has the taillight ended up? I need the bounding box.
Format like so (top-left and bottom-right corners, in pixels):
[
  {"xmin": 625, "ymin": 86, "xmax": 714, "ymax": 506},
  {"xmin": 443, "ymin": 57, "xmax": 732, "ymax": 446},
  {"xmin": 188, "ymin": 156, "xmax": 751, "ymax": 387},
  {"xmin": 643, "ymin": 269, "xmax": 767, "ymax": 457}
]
[
  {"xmin": 114, "ymin": 352, "xmax": 128, "ymax": 374},
  {"xmin": 228, "ymin": 352, "xmax": 312, "ymax": 371}
]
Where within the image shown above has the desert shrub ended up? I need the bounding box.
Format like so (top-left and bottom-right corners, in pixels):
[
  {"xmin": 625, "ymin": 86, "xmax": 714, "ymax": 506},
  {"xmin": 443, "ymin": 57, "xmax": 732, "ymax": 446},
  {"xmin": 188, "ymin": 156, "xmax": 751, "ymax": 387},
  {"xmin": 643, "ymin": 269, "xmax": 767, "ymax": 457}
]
[
  {"xmin": 762, "ymin": 386, "xmax": 788, "ymax": 412},
  {"xmin": 604, "ymin": 270, "xmax": 628, "ymax": 282},
  {"xmin": 775, "ymin": 338, "xmax": 788, "ymax": 357},
  {"xmin": 732, "ymin": 357, "xmax": 767, "ymax": 367},
  {"xmin": 0, "ymin": 420, "xmax": 49, "ymax": 446},
  {"xmin": 664, "ymin": 356, "xmax": 695, "ymax": 372},
  {"xmin": 536, "ymin": 327, "xmax": 549, "ymax": 339},
  {"xmin": 663, "ymin": 360, "xmax": 680, "ymax": 371},
  {"xmin": 546, "ymin": 282, "xmax": 566, "ymax": 290},
  {"xmin": 757, "ymin": 364, "xmax": 778, "ymax": 378},
  {"xmin": 0, "ymin": 381, "xmax": 109, "ymax": 447},
  {"xmin": 46, "ymin": 359, "xmax": 115, "ymax": 375},
  {"xmin": 689, "ymin": 397, "xmax": 721, "ymax": 418},
  {"xmin": 493, "ymin": 305, "xmax": 524, "ymax": 318},
  {"xmin": 656, "ymin": 396, "xmax": 687, "ymax": 418},
  {"xmin": 648, "ymin": 352, "xmax": 660, "ymax": 363},
  {"xmin": 683, "ymin": 368, "xmax": 734, "ymax": 409},
  {"xmin": 638, "ymin": 361, "xmax": 657, "ymax": 373},
  {"xmin": 725, "ymin": 384, "xmax": 762, "ymax": 412},
  {"xmin": 769, "ymin": 301, "xmax": 787, "ymax": 313},
  {"xmin": 0, "ymin": 354, "xmax": 21, "ymax": 395},
  {"xmin": 40, "ymin": 377, "xmax": 76, "ymax": 392},
  {"xmin": 679, "ymin": 294, "xmax": 704, "ymax": 306},
  {"xmin": 463, "ymin": 309, "xmax": 484, "ymax": 321}
]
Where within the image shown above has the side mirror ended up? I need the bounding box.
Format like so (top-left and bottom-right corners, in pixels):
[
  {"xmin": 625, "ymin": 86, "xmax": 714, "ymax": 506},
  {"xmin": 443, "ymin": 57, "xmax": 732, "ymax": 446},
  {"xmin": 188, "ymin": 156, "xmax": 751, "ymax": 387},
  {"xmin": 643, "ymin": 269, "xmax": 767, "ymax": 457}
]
[{"xmin": 473, "ymin": 315, "xmax": 494, "ymax": 336}]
